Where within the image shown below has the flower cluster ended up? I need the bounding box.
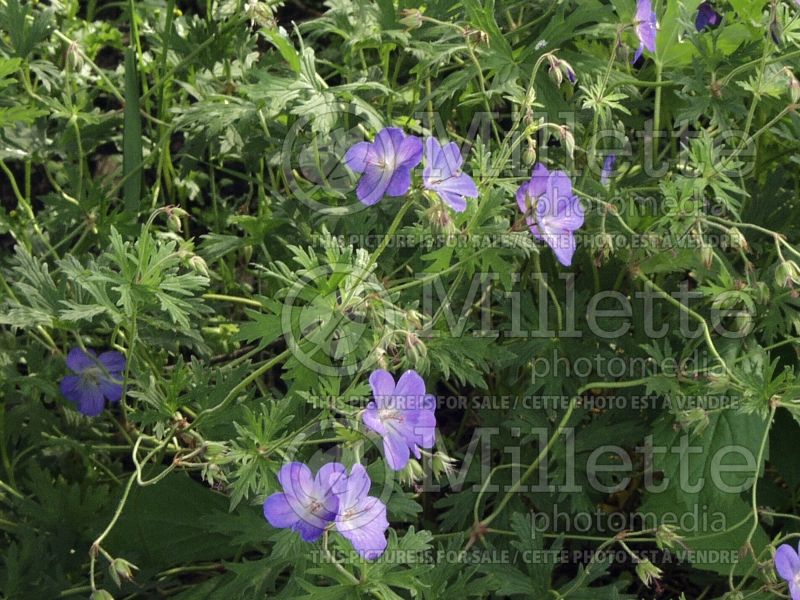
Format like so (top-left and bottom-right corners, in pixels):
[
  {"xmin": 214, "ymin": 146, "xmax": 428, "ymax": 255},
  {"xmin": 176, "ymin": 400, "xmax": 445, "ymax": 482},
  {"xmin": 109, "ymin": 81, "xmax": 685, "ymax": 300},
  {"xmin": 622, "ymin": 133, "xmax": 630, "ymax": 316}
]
[
  {"xmin": 263, "ymin": 462, "xmax": 389, "ymax": 559},
  {"xmin": 263, "ymin": 369, "xmax": 436, "ymax": 559},
  {"xmin": 346, "ymin": 127, "xmax": 589, "ymax": 266},
  {"xmin": 345, "ymin": 127, "xmax": 478, "ymax": 212}
]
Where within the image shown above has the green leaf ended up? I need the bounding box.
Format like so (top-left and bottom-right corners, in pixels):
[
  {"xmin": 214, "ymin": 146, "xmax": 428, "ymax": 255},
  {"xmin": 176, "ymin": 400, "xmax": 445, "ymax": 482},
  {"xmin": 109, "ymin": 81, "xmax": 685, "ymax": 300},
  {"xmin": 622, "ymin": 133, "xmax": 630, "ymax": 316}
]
[
  {"xmin": 263, "ymin": 29, "xmax": 301, "ymax": 73},
  {"xmin": 656, "ymin": 0, "xmax": 700, "ymax": 67},
  {"xmin": 105, "ymin": 473, "xmax": 238, "ymax": 570},
  {"xmin": 122, "ymin": 47, "xmax": 142, "ymax": 211}
]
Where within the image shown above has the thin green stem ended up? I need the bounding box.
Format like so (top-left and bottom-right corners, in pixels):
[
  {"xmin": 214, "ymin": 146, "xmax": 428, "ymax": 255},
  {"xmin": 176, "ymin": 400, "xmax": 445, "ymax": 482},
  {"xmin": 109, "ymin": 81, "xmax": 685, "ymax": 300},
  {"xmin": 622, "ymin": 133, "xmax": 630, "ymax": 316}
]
[
  {"xmin": 89, "ymin": 474, "xmax": 136, "ymax": 590},
  {"xmin": 477, "ymin": 378, "xmax": 649, "ymax": 528},
  {"xmin": 728, "ymin": 403, "xmax": 776, "ymax": 592}
]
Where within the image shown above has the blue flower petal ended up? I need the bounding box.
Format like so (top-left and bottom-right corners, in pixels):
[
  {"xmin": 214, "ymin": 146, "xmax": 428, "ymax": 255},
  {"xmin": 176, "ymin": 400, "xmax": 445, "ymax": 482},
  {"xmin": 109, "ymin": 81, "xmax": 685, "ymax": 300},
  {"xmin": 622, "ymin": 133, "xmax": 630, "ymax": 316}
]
[{"xmin": 65, "ymin": 347, "xmax": 96, "ymax": 373}]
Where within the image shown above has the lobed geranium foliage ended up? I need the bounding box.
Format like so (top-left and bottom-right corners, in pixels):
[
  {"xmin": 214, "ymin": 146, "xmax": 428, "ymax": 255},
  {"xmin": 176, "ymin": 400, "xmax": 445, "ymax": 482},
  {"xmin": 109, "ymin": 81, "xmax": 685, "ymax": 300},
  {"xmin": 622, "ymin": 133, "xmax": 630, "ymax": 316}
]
[{"xmin": 1, "ymin": 0, "xmax": 800, "ymax": 599}]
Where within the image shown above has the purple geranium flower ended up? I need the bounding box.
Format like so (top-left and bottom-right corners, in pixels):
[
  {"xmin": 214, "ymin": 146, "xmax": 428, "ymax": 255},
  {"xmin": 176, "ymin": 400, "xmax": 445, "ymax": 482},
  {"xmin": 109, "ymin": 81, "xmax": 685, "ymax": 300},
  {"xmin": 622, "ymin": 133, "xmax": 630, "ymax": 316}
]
[
  {"xmin": 695, "ymin": 2, "xmax": 722, "ymax": 31},
  {"xmin": 601, "ymin": 154, "xmax": 616, "ymax": 186},
  {"xmin": 422, "ymin": 138, "xmax": 478, "ymax": 213},
  {"xmin": 332, "ymin": 464, "xmax": 389, "ymax": 560},
  {"xmin": 362, "ymin": 369, "xmax": 436, "ymax": 471},
  {"xmin": 344, "ymin": 127, "xmax": 423, "ymax": 206},
  {"xmin": 263, "ymin": 462, "xmax": 345, "ymax": 542},
  {"xmin": 775, "ymin": 543, "xmax": 800, "ymax": 600},
  {"xmin": 633, "ymin": 0, "xmax": 657, "ymax": 63},
  {"xmin": 516, "ymin": 164, "xmax": 585, "ymax": 267},
  {"xmin": 60, "ymin": 348, "xmax": 125, "ymax": 416}
]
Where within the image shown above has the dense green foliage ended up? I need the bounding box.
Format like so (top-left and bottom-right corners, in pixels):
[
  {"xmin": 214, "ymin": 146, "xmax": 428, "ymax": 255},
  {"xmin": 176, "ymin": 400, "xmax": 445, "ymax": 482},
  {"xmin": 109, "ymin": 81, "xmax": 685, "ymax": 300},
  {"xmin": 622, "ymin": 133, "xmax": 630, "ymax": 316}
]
[{"xmin": 2, "ymin": 0, "xmax": 800, "ymax": 598}]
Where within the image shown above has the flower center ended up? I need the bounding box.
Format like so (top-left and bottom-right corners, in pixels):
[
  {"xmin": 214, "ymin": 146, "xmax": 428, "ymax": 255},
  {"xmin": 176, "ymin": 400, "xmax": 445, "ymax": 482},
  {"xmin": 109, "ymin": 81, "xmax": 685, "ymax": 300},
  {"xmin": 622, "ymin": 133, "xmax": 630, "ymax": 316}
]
[
  {"xmin": 379, "ymin": 408, "xmax": 404, "ymax": 424},
  {"xmin": 375, "ymin": 154, "xmax": 396, "ymax": 171},
  {"xmin": 80, "ymin": 367, "xmax": 104, "ymax": 387},
  {"xmin": 308, "ymin": 498, "xmax": 326, "ymax": 517}
]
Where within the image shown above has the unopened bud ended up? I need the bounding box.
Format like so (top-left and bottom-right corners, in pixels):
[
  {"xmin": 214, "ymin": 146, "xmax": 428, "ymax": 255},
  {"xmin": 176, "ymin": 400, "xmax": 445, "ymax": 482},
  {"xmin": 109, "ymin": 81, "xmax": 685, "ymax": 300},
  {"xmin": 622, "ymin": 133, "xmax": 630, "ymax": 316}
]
[
  {"xmin": 770, "ymin": 18, "xmax": 783, "ymax": 47},
  {"xmin": 706, "ymin": 372, "xmax": 730, "ymax": 393},
  {"xmin": 700, "ymin": 245, "xmax": 714, "ymax": 268},
  {"xmin": 655, "ymin": 524, "xmax": 682, "ymax": 550},
  {"xmin": 165, "ymin": 206, "xmax": 188, "ymax": 232},
  {"xmin": 401, "ymin": 457, "xmax": 425, "ymax": 484},
  {"xmin": 776, "ymin": 261, "xmax": 800, "ymax": 288},
  {"xmin": 470, "ymin": 29, "xmax": 490, "ymax": 46},
  {"xmin": 431, "ymin": 451, "xmax": 458, "ymax": 480},
  {"xmin": 634, "ymin": 559, "xmax": 663, "ymax": 588},
  {"xmin": 189, "ymin": 255, "xmax": 210, "ymax": 278},
  {"xmin": 405, "ymin": 331, "xmax": 427, "ymax": 363},
  {"xmin": 406, "ymin": 309, "xmax": 424, "ymax": 329},
  {"xmin": 789, "ymin": 73, "xmax": 800, "ymax": 103},
  {"xmin": 399, "ymin": 8, "xmax": 424, "ymax": 29},
  {"xmin": 108, "ymin": 558, "xmax": 138, "ymax": 588},
  {"xmin": 548, "ymin": 62, "xmax": 563, "ymax": 86},
  {"xmin": 523, "ymin": 139, "xmax": 537, "ymax": 165},
  {"xmin": 244, "ymin": 0, "xmax": 274, "ymax": 28},
  {"xmin": 66, "ymin": 41, "xmax": 84, "ymax": 71},
  {"xmin": 753, "ymin": 281, "xmax": 770, "ymax": 304},
  {"xmin": 678, "ymin": 407, "xmax": 710, "ymax": 435},
  {"xmin": 427, "ymin": 203, "xmax": 454, "ymax": 233},
  {"xmin": 560, "ymin": 126, "xmax": 575, "ymax": 160},
  {"xmin": 597, "ymin": 233, "xmax": 614, "ymax": 263},
  {"xmin": 728, "ymin": 227, "xmax": 748, "ymax": 251},
  {"xmin": 91, "ymin": 590, "xmax": 115, "ymax": 600},
  {"xmin": 560, "ymin": 60, "xmax": 576, "ymax": 84}
]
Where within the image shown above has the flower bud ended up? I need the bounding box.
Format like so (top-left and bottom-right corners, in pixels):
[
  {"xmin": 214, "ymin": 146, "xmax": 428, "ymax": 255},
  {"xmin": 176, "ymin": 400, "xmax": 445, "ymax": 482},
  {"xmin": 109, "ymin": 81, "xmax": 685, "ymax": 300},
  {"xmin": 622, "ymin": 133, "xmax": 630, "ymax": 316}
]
[
  {"xmin": 167, "ymin": 213, "xmax": 182, "ymax": 232},
  {"xmin": 559, "ymin": 126, "xmax": 575, "ymax": 160},
  {"xmin": 753, "ymin": 281, "xmax": 770, "ymax": 305},
  {"xmin": 548, "ymin": 63, "xmax": 563, "ymax": 86},
  {"xmin": 401, "ymin": 457, "xmax": 425, "ymax": 485},
  {"xmin": 399, "ymin": 8, "xmax": 424, "ymax": 29},
  {"xmin": 470, "ymin": 29, "xmax": 490, "ymax": 46},
  {"xmin": 728, "ymin": 227, "xmax": 748, "ymax": 252},
  {"xmin": 66, "ymin": 41, "xmax": 84, "ymax": 71},
  {"xmin": 91, "ymin": 590, "xmax": 115, "ymax": 600},
  {"xmin": 431, "ymin": 451, "xmax": 458, "ymax": 480},
  {"xmin": 634, "ymin": 558, "xmax": 663, "ymax": 588},
  {"xmin": 108, "ymin": 558, "xmax": 138, "ymax": 588},
  {"xmin": 164, "ymin": 206, "xmax": 188, "ymax": 233},
  {"xmin": 786, "ymin": 70, "xmax": 800, "ymax": 103},
  {"xmin": 426, "ymin": 203, "xmax": 455, "ymax": 234},
  {"xmin": 597, "ymin": 233, "xmax": 614, "ymax": 263},
  {"xmin": 706, "ymin": 372, "xmax": 730, "ymax": 393},
  {"xmin": 406, "ymin": 309, "xmax": 424, "ymax": 330},
  {"xmin": 655, "ymin": 524, "xmax": 682, "ymax": 550},
  {"xmin": 523, "ymin": 139, "xmax": 537, "ymax": 165},
  {"xmin": 700, "ymin": 245, "xmax": 714, "ymax": 268},
  {"xmin": 678, "ymin": 407, "xmax": 709, "ymax": 435},
  {"xmin": 776, "ymin": 261, "xmax": 800, "ymax": 288},
  {"xmin": 245, "ymin": 0, "xmax": 275, "ymax": 28},
  {"xmin": 189, "ymin": 255, "xmax": 210, "ymax": 278},
  {"xmin": 770, "ymin": 18, "xmax": 783, "ymax": 47},
  {"xmin": 203, "ymin": 441, "xmax": 231, "ymax": 463},
  {"xmin": 405, "ymin": 331, "xmax": 428, "ymax": 363},
  {"xmin": 560, "ymin": 60, "xmax": 576, "ymax": 84}
]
